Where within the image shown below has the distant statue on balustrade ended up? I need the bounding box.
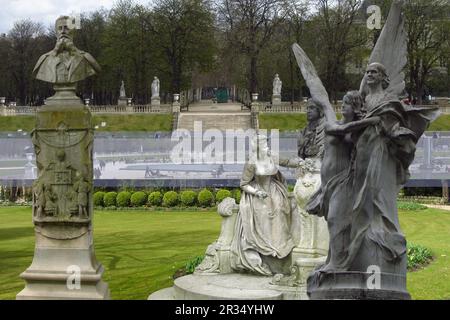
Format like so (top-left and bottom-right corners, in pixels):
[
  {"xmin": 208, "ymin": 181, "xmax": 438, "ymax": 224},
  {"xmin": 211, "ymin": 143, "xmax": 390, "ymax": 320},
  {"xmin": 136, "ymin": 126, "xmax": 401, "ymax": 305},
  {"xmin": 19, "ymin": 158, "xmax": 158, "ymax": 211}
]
[
  {"xmin": 152, "ymin": 77, "xmax": 160, "ymax": 98},
  {"xmin": 273, "ymin": 74, "xmax": 282, "ymax": 96}
]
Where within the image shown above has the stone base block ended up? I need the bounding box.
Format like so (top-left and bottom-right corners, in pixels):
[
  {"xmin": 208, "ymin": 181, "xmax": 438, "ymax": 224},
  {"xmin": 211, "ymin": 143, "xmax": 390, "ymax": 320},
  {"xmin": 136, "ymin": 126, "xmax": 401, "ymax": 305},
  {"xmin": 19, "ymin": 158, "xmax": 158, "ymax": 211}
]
[
  {"xmin": 307, "ymin": 271, "xmax": 411, "ymax": 300},
  {"xmin": 149, "ymin": 273, "xmax": 311, "ymax": 300},
  {"xmin": 272, "ymin": 95, "xmax": 281, "ymax": 107},
  {"xmin": 118, "ymin": 98, "xmax": 127, "ymax": 106},
  {"xmin": 151, "ymin": 97, "xmax": 161, "ymax": 107},
  {"xmin": 17, "ymin": 265, "xmax": 110, "ymax": 300}
]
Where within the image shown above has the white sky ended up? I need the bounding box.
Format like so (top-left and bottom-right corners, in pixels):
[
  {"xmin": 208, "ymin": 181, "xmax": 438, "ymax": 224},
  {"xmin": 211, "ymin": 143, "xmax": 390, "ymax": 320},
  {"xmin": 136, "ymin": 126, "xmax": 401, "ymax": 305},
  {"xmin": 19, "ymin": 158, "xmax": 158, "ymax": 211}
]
[{"xmin": 0, "ymin": 0, "xmax": 150, "ymax": 34}]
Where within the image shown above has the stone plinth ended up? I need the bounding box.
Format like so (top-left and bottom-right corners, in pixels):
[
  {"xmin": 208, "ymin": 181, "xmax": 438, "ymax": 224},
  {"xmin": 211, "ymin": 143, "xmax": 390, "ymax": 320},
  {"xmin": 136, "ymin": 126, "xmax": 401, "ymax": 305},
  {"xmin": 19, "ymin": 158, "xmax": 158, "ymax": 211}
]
[
  {"xmin": 151, "ymin": 96, "xmax": 161, "ymax": 107},
  {"xmin": 149, "ymin": 274, "xmax": 309, "ymax": 300},
  {"xmin": 16, "ymin": 104, "xmax": 109, "ymax": 300},
  {"xmin": 272, "ymin": 95, "xmax": 281, "ymax": 107},
  {"xmin": 307, "ymin": 271, "xmax": 411, "ymax": 300},
  {"xmin": 118, "ymin": 97, "xmax": 127, "ymax": 106}
]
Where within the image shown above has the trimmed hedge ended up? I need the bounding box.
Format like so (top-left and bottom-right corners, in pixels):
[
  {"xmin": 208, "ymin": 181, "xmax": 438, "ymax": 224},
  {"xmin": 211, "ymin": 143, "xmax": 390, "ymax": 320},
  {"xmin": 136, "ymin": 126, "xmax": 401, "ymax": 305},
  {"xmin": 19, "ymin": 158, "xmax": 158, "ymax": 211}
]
[
  {"xmin": 216, "ymin": 189, "xmax": 232, "ymax": 203},
  {"xmin": 92, "ymin": 188, "xmax": 245, "ymax": 208},
  {"xmin": 180, "ymin": 190, "xmax": 197, "ymax": 207},
  {"xmin": 198, "ymin": 189, "xmax": 214, "ymax": 207},
  {"xmin": 148, "ymin": 191, "xmax": 163, "ymax": 206},
  {"xmin": 93, "ymin": 191, "xmax": 105, "ymax": 207},
  {"xmin": 104, "ymin": 192, "xmax": 117, "ymax": 207},
  {"xmin": 163, "ymin": 191, "xmax": 179, "ymax": 207},
  {"xmin": 117, "ymin": 191, "xmax": 132, "ymax": 207},
  {"xmin": 131, "ymin": 191, "xmax": 147, "ymax": 207}
]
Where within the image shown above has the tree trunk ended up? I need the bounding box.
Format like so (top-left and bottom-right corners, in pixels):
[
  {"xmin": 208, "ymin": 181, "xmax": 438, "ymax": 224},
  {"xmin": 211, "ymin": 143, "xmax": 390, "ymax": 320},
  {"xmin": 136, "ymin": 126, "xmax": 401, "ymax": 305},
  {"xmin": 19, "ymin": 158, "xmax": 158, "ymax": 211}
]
[{"xmin": 249, "ymin": 55, "xmax": 258, "ymax": 94}]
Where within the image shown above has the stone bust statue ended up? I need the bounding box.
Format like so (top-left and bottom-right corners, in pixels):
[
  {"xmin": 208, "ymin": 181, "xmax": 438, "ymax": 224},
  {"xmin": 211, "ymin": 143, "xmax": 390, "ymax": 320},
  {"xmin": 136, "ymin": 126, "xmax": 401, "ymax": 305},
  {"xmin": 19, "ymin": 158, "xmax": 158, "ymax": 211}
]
[
  {"xmin": 33, "ymin": 16, "xmax": 101, "ymax": 85},
  {"xmin": 152, "ymin": 76, "xmax": 160, "ymax": 98},
  {"xmin": 273, "ymin": 74, "xmax": 282, "ymax": 96}
]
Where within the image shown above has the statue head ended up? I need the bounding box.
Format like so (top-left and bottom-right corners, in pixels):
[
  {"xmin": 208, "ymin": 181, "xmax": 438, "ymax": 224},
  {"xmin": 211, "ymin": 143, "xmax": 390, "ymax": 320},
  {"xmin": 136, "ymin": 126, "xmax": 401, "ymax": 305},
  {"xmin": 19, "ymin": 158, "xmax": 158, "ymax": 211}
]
[
  {"xmin": 342, "ymin": 91, "xmax": 363, "ymax": 121},
  {"xmin": 366, "ymin": 63, "xmax": 390, "ymax": 89},
  {"xmin": 55, "ymin": 16, "xmax": 75, "ymax": 41},
  {"xmin": 250, "ymin": 133, "xmax": 270, "ymax": 161},
  {"xmin": 306, "ymin": 99, "xmax": 323, "ymax": 122}
]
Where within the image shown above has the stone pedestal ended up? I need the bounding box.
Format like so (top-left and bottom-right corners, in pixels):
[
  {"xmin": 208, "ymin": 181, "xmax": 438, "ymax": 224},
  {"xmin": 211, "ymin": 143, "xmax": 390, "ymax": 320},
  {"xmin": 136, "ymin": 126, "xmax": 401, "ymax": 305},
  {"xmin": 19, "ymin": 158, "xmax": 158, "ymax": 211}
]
[
  {"xmin": 272, "ymin": 95, "xmax": 281, "ymax": 107},
  {"xmin": 149, "ymin": 274, "xmax": 310, "ymax": 300},
  {"xmin": 16, "ymin": 102, "xmax": 109, "ymax": 300},
  {"xmin": 172, "ymin": 102, "xmax": 181, "ymax": 113},
  {"xmin": 307, "ymin": 272, "xmax": 411, "ymax": 300},
  {"xmin": 118, "ymin": 97, "xmax": 127, "ymax": 106},
  {"xmin": 151, "ymin": 96, "xmax": 161, "ymax": 107},
  {"xmin": 291, "ymin": 161, "xmax": 329, "ymax": 280}
]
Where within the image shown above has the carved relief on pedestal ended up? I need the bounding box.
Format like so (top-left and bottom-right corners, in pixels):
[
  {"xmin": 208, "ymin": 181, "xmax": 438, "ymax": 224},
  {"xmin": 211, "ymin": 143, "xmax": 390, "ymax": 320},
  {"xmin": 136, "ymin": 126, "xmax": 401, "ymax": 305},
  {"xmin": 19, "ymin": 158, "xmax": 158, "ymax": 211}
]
[{"xmin": 31, "ymin": 121, "xmax": 93, "ymax": 225}]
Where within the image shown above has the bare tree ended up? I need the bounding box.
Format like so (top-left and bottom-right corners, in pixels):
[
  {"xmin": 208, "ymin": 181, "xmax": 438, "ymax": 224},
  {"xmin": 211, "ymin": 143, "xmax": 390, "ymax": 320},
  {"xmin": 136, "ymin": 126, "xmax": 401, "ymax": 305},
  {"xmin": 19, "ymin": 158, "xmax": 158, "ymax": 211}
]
[
  {"xmin": 404, "ymin": 0, "xmax": 450, "ymax": 103},
  {"xmin": 8, "ymin": 20, "xmax": 48, "ymax": 105},
  {"xmin": 217, "ymin": 0, "xmax": 286, "ymax": 93},
  {"xmin": 311, "ymin": 0, "xmax": 366, "ymax": 101}
]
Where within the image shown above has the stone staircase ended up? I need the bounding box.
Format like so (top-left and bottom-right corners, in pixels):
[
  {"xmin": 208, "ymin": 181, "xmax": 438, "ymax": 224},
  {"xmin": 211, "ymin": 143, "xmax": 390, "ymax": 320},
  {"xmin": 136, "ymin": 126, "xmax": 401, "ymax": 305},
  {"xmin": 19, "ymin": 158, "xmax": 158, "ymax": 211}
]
[{"xmin": 177, "ymin": 112, "xmax": 252, "ymax": 131}]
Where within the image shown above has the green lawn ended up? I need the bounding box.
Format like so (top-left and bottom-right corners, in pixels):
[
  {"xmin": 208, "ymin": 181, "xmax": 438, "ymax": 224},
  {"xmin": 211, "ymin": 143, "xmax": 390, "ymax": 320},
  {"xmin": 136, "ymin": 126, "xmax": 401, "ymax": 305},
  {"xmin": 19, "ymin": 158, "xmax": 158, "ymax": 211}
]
[
  {"xmin": 0, "ymin": 114, "xmax": 172, "ymax": 132},
  {"xmin": 0, "ymin": 206, "xmax": 449, "ymax": 300},
  {"xmin": 259, "ymin": 113, "xmax": 450, "ymax": 132}
]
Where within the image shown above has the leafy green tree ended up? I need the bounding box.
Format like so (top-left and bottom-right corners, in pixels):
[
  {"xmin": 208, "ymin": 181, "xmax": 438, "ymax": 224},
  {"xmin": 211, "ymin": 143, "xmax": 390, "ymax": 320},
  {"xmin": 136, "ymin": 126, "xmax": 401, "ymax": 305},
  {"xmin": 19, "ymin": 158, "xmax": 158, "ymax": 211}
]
[{"xmin": 149, "ymin": 0, "xmax": 217, "ymax": 94}]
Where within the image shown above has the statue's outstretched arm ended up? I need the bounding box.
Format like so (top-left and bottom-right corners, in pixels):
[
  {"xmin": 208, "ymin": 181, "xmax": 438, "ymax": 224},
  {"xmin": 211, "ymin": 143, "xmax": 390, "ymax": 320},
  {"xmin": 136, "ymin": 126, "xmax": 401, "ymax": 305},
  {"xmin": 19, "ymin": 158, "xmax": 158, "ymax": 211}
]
[{"xmin": 326, "ymin": 117, "xmax": 381, "ymax": 135}]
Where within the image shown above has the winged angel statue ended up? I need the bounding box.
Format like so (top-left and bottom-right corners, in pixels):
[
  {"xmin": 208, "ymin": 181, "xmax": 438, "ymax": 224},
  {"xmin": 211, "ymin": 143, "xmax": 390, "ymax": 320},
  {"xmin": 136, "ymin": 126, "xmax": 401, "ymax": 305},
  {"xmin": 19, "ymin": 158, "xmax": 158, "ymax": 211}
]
[{"xmin": 292, "ymin": 0, "xmax": 440, "ymax": 293}]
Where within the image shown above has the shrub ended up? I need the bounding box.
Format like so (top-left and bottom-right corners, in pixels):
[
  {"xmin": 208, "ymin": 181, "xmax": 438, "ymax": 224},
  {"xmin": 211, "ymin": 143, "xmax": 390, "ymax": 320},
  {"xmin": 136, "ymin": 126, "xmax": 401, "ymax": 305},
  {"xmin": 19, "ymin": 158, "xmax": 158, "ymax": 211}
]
[
  {"xmin": 104, "ymin": 192, "xmax": 117, "ymax": 207},
  {"xmin": 233, "ymin": 189, "xmax": 241, "ymax": 204},
  {"xmin": 180, "ymin": 190, "xmax": 197, "ymax": 207},
  {"xmin": 198, "ymin": 189, "xmax": 215, "ymax": 207},
  {"xmin": 148, "ymin": 191, "xmax": 163, "ymax": 206},
  {"xmin": 185, "ymin": 256, "xmax": 204, "ymax": 274},
  {"xmin": 93, "ymin": 191, "xmax": 105, "ymax": 207},
  {"xmin": 407, "ymin": 243, "xmax": 433, "ymax": 270},
  {"xmin": 163, "ymin": 191, "xmax": 179, "ymax": 207},
  {"xmin": 131, "ymin": 191, "xmax": 147, "ymax": 207},
  {"xmin": 116, "ymin": 191, "xmax": 132, "ymax": 207},
  {"xmin": 216, "ymin": 189, "xmax": 232, "ymax": 203},
  {"xmin": 397, "ymin": 201, "xmax": 427, "ymax": 211}
]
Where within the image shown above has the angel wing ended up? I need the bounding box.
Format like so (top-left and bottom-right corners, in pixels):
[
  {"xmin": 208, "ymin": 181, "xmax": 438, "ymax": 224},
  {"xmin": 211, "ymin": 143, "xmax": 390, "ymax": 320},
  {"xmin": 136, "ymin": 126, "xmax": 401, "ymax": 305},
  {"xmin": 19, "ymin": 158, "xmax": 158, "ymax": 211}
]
[
  {"xmin": 292, "ymin": 43, "xmax": 337, "ymax": 123},
  {"xmin": 360, "ymin": 0, "xmax": 407, "ymax": 98}
]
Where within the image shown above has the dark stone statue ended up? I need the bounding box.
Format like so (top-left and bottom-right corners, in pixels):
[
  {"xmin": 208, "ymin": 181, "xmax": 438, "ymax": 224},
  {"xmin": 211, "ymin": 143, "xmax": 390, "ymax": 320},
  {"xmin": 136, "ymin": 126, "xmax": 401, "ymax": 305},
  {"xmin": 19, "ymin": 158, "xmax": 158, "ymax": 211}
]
[{"xmin": 292, "ymin": 0, "xmax": 440, "ymax": 300}]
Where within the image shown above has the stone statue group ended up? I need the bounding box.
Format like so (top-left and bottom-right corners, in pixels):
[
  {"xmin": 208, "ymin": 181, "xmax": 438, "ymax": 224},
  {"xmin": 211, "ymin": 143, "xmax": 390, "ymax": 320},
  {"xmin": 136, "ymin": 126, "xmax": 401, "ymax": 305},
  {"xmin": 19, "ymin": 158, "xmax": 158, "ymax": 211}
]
[
  {"xmin": 194, "ymin": 0, "xmax": 439, "ymax": 300},
  {"xmin": 18, "ymin": 1, "xmax": 440, "ymax": 300}
]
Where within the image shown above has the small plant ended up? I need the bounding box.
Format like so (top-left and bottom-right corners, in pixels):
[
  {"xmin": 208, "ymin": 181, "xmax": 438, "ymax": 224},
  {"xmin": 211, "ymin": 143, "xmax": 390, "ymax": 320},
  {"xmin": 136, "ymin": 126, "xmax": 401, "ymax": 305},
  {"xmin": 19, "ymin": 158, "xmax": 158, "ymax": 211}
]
[
  {"xmin": 215, "ymin": 189, "xmax": 232, "ymax": 203},
  {"xmin": 398, "ymin": 201, "xmax": 427, "ymax": 211},
  {"xmin": 163, "ymin": 191, "xmax": 179, "ymax": 207},
  {"xmin": 93, "ymin": 191, "xmax": 105, "ymax": 207},
  {"xmin": 104, "ymin": 192, "xmax": 118, "ymax": 207},
  {"xmin": 185, "ymin": 256, "xmax": 204, "ymax": 274},
  {"xmin": 180, "ymin": 190, "xmax": 197, "ymax": 207},
  {"xmin": 116, "ymin": 191, "xmax": 132, "ymax": 207},
  {"xmin": 407, "ymin": 243, "xmax": 433, "ymax": 271},
  {"xmin": 130, "ymin": 191, "xmax": 147, "ymax": 207},
  {"xmin": 148, "ymin": 191, "xmax": 163, "ymax": 206},
  {"xmin": 198, "ymin": 189, "xmax": 214, "ymax": 207}
]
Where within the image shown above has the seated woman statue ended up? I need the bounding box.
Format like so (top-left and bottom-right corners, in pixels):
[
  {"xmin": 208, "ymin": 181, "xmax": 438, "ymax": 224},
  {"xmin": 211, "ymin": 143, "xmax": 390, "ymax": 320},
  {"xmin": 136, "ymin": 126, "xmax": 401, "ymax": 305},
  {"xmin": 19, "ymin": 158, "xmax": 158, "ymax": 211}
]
[{"xmin": 230, "ymin": 133, "xmax": 300, "ymax": 276}]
